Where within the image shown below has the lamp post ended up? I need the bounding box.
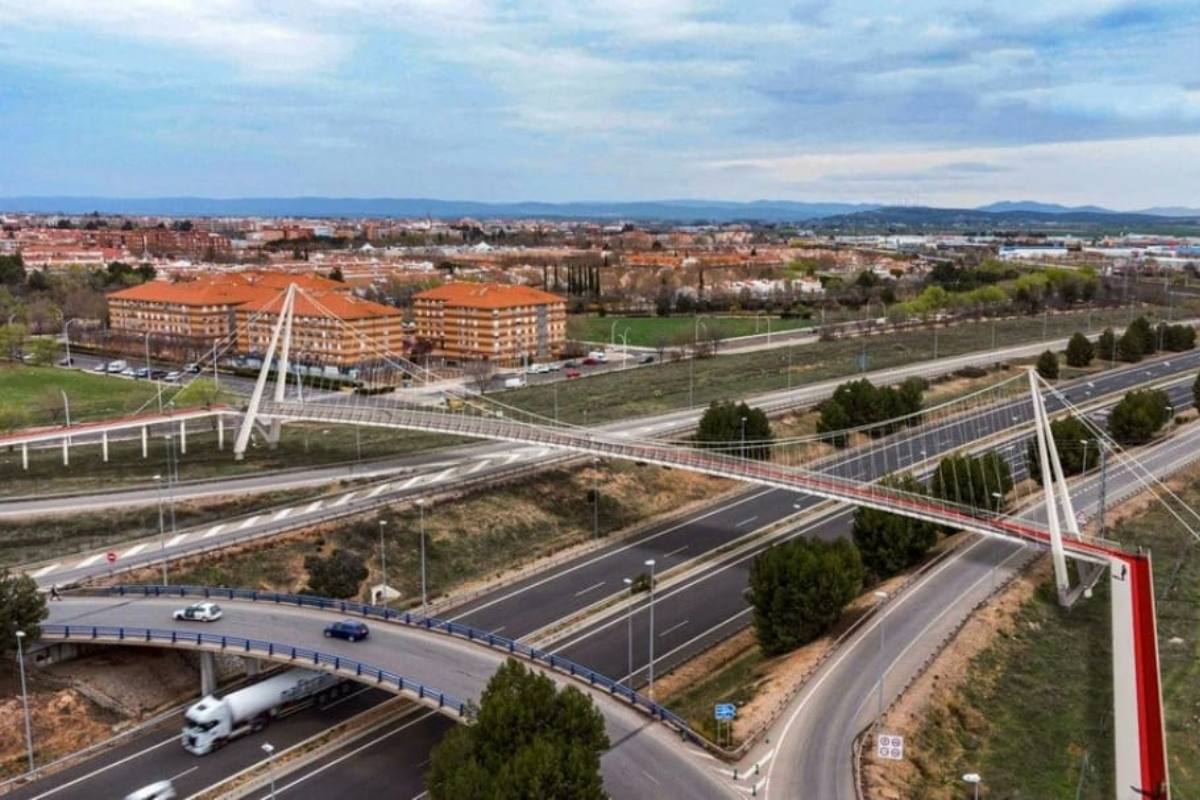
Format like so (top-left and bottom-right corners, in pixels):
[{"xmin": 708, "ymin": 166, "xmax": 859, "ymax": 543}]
[
  {"xmin": 962, "ymin": 772, "xmax": 982, "ymax": 800},
  {"xmin": 144, "ymin": 331, "xmax": 162, "ymax": 413},
  {"xmin": 740, "ymin": 416, "xmax": 748, "ymax": 460},
  {"xmin": 1080, "ymin": 439, "xmax": 1089, "ymax": 473},
  {"xmin": 378, "ymin": 519, "xmax": 388, "ymax": 608},
  {"xmin": 874, "ymin": 590, "xmax": 887, "ymax": 725},
  {"xmin": 59, "ymin": 389, "xmax": 71, "ymax": 441},
  {"xmin": 591, "ymin": 458, "xmax": 600, "ymax": 538},
  {"xmin": 154, "ymin": 473, "xmax": 168, "ymax": 585},
  {"xmin": 262, "ymin": 742, "xmax": 277, "ymax": 799},
  {"xmin": 645, "ymin": 558, "xmax": 656, "ymax": 698},
  {"xmin": 62, "ymin": 317, "xmax": 78, "ymax": 367},
  {"xmin": 622, "ymin": 577, "xmax": 634, "ymax": 687},
  {"xmin": 417, "ymin": 499, "xmax": 427, "ymax": 613},
  {"xmin": 15, "ymin": 630, "xmax": 34, "ymax": 773}
]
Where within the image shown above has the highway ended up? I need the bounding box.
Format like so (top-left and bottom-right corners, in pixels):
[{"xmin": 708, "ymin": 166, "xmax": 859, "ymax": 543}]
[
  {"xmin": 36, "ymin": 595, "xmax": 737, "ymax": 800},
  {"xmin": 9, "ymin": 348, "xmax": 1199, "ymax": 797}
]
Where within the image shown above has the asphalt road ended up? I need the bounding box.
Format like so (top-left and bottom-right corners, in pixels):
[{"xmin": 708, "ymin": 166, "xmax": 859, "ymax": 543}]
[
  {"xmin": 12, "ymin": 348, "xmax": 1200, "ymax": 798},
  {"xmin": 39, "ymin": 597, "xmax": 737, "ymax": 800}
]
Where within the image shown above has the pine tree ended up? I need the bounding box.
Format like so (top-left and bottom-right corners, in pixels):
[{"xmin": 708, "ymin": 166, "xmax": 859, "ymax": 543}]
[{"xmin": 1065, "ymin": 332, "xmax": 1094, "ymax": 367}]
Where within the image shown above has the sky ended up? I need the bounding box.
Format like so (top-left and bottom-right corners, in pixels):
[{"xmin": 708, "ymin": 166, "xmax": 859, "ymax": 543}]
[{"xmin": 0, "ymin": 0, "xmax": 1198, "ymax": 208}]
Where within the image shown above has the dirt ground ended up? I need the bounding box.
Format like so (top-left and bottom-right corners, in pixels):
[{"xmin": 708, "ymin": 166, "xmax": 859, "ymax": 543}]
[{"xmin": 861, "ymin": 557, "xmax": 1051, "ymax": 800}]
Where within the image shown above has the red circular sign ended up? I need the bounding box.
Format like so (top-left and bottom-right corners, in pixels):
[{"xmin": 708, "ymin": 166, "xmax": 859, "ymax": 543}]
[{"xmin": 106, "ymin": 551, "xmax": 117, "ymax": 563}]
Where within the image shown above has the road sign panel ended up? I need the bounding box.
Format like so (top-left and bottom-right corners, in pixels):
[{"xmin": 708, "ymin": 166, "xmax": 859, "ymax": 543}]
[
  {"xmin": 714, "ymin": 703, "xmax": 736, "ymax": 721},
  {"xmin": 876, "ymin": 733, "xmax": 904, "ymax": 760}
]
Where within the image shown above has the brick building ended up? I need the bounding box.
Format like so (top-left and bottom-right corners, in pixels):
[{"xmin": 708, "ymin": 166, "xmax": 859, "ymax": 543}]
[
  {"xmin": 106, "ymin": 271, "xmax": 400, "ymax": 366},
  {"xmin": 413, "ymin": 282, "xmax": 566, "ymax": 364}
]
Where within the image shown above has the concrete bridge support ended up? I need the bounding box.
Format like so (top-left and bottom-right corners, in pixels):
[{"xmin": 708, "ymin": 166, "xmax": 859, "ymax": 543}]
[
  {"xmin": 200, "ymin": 651, "xmax": 217, "ymax": 697},
  {"xmin": 242, "ymin": 657, "xmax": 261, "ymax": 678}
]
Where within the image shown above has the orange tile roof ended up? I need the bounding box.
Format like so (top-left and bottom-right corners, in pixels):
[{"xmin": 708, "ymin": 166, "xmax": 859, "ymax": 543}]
[
  {"xmin": 415, "ymin": 282, "xmax": 565, "ymax": 309},
  {"xmin": 237, "ymin": 290, "xmax": 403, "ymax": 321},
  {"xmin": 108, "ymin": 277, "xmax": 275, "ymax": 307}
]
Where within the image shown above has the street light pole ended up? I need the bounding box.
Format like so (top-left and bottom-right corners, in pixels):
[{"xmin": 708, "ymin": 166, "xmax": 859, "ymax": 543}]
[
  {"xmin": 645, "ymin": 558, "xmax": 656, "ymax": 698},
  {"xmin": 874, "ymin": 590, "xmax": 887, "ymax": 725},
  {"xmin": 740, "ymin": 416, "xmax": 747, "ymax": 460},
  {"xmin": 145, "ymin": 331, "xmax": 162, "ymax": 413},
  {"xmin": 59, "ymin": 389, "xmax": 70, "ymax": 440},
  {"xmin": 378, "ymin": 519, "xmax": 388, "ymax": 608},
  {"xmin": 622, "ymin": 577, "xmax": 634, "ymax": 687},
  {"xmin": 417, "ymin": 499, "xmax": 427, "ymax": 613},
  {"xmin": 15, "ymin": 631, "xmax": 34, "ymax": 773},
  {"xmin": 262, "ymin": 742, "xmax": 276, "ymax": 799},
  {"xmin": 154, "ymin": 473, "xmax": 168, "ymax": 586},
  {"xmin": 592, "ymin": 458, "xmax": 600, "ymax": 538}
]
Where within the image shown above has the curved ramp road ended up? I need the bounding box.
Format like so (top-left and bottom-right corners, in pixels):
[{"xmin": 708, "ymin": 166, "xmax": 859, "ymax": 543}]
[{"xmin": 42, "ymin": 596, "xmax": 735, "ymax": 800}]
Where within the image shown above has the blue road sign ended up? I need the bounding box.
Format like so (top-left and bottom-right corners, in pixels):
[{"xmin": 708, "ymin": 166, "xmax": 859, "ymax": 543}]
[{"xmin": 714, "ymin": 703, "xmax": 736, "ymax": 721}]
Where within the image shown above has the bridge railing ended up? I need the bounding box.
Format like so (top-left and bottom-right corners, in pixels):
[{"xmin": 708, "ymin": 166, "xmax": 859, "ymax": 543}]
[
  {"xmin": 40, "ymin": 622, "xmax": 469, "ymax": 717},
  {"xmin": 96, "ymin": 585, "xmax": 701, "ymax": 742}
]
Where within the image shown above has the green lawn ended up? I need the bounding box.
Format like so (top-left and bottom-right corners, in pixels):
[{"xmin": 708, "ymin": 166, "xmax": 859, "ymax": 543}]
[
  {"xmin": 502, "ymin": 306, "xmax": 1175, "ymax": 426},
  {"xmin": 903, "ymin": 470, "xmax": 1200, "ymax": 799},
  {"xmin": 567, "ymin": 315, "xmax": 813, "ymax": 347},
  {"xmin": 0, "ymin": 366, "xmax": 165, "ymax": 428}
]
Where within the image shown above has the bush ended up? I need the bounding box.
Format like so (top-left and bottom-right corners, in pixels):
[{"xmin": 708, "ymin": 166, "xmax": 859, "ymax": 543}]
[
  {"xmin": 303, "ymin": 549, "xmax": 368, "ymax": 599},
  {"xmin": 1127, "ymin": 315, "xmax": 1157, "ymax": 355},
  {"xmin": 696, "ymin": 400, "xmax": 773, "ymax": 459},
  {"xmin": 1097, "ymin": 327, "xmax": 1117, "ymax": 364},
  {"xmin": 852, "ymin": 473, "xmax": 941, "ymax": 581},
  {"xmin": 1065, "ymin": 332, "xmax": 1094, "ymax": 367},
  {"xmin": 1117, "ymin": 329, "xmax": 1143, "ymax": 362},
  {"xmin": 748, "ymin": 537, "xmax": 864, "ymax": 656},
  {"xmin": 930, "ymin": 452, "xmax": 1013, "ymax": 512},
  {"xmin": 816, "ymin": 377, "xmax": 923, "ymax": 447},
  {"xmin": 1108, "ymin": 388, "xmax": 1172, "ymax": 445},
  {"xmin": 0, "ymin": 569, "xmax": 48, "ymax": 661},
  {"xmin": 1024, "ymin": 415, "xmax": 1099, "ymax": 484},
  {"xmin": 427, "ymin": 659, "xmax": 608, "ymax": 800},
  {"xmin": 1035, "ymin": 350, "xmax": 1059, "ymax": 380}
]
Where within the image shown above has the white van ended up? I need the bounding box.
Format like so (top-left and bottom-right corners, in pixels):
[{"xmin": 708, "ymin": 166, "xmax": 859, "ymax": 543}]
[
  {"xmin": 106, "ymin": 360, "xmax": 129, "ymax": 373},
  {"xmin": 588, "ymin": 350, "xmax": 607, "ymax": 362}
]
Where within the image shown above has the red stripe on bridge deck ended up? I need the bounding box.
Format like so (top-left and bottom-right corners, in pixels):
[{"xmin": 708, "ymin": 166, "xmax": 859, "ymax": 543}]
[{"xmin": 1128, "ymin": 554, "xmax": 1169, "ymax": 798}]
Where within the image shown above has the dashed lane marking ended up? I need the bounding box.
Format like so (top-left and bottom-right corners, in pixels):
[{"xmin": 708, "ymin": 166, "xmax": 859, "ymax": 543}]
[
  {"xmin": 272, "ymin": 507, "xmax": 292, "ymax": 521},
  {"xmin": 735, "ymin": 516, "xmax": 759, "ymax": 528},
  {"xmin": 238, "ymin": 515, "xmax": 260, "ymax": 530},
  {"xmin": 658, "ymin": 619, "xmax": 689, "ymax": 639},
  {"xmin": 573, "ymin": 581, "xmax": 605, "ymax": 597},
  {"xmin": 333, "ymin": 493, "xmax": 356, "ymax": 507},
  {"xmin": 204, "ymin": 523, "xmax": 225, "ymax": 538},
  {"xmin": 76, "ymin": 553, "xmax": 105, "ymax": 568},
  {"xmin": 30, "ymin": 563, "xmax": 60, "ymax": 578},
  {"xmin": 303, "ymin": 500, "xmax": 324, "ymax": 513},
  {"xmin": 468, "ymin": 459, "xmax": 491, "ymax": 474},
  {"xmin": 121, "ymin": 543, "xmax": 147, "ymax": 558},
  {"xmin": 167, "ymin": 534, "xmax": 187, "ymax": 547},
  {"xmin": 367, "ymin": 483, "xmax": 390, "ymax": 498}
]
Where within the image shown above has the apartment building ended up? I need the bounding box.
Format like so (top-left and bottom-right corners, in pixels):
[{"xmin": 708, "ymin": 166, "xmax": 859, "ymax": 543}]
[
  {"xmin": 413, "ymin": 282, "xmax": 566, "ymax": 364},
  {"xmin": 106, "ymin": 271, "xmax": 401, "ymax": 366}
]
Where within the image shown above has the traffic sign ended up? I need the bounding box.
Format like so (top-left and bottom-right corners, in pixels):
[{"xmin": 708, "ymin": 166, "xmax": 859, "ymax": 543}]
[
  {"xmin": 714, "ymin": 703, "xmax": 736, "ymax": 721},
  {"xmin": 105, "ymin": 551, "xmax": 117, "ymax": 564},
  {"xmin": 876, "ymin": 733, "xmax": 904, "ymax": 761}
]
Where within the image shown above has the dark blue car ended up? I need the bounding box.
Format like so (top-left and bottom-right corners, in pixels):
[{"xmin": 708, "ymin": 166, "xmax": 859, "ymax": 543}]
[{"xmin": 323, "ymin": 619, "xmax": 370, "ymax": 642}]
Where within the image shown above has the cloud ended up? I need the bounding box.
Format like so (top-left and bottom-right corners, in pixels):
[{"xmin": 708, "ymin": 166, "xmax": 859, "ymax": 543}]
[{"xmin": 990, "ymin": 83, "xmax": 1200, "ymax": 122}]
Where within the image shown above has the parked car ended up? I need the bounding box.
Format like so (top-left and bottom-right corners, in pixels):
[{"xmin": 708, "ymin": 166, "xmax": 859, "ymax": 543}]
[
  {"xmin": 150, "ymin": 369, "xmax": 168, "ymax": 380},
  {"xmin": 581, "ymin": 357, "xmax": 599, "ymax": 366},
  {"xmin": 133, "ymin": 367, "xmax": 150, "ymax": 379},
  {"xmin": 173, "ymin": 602, "xmax": 223, "ymax": 622},
  {"xmin": 565, "ymin": 368, "xmax": 581, "ymax": 379},
  {"xmin": 324, "ymin": 619, "xmax": 370, "ymax": 642},
  {"xmin": 57, "ymin": 356, "xmax": 74, "ymax": 366},
  {"xmin": 562, "ymin": 360, "xmax": 578, "ymax": 368},
  {"xmin": 164, "ymin": 371, "xmax": 182, "ymax": 383},
  {"xmin": 125, "ymin": 780, "xmax": 177, "ymax": 800},
  {"xmin": 121, "ymin": 367, "xmax": 139, "ymax": 377},
  {"xmin": 106, "ymin": 360, "xmax": 128, "ymax": 373},
  {"xmin": 588, "ymin": 350, "xmax": 608, "ymax": 362},
  {"xmin": 639, "ymin": 355, "xmax": 655, "ymax": 364},
  {"xmin": 183, "ymin": 362, "xmax": 201, "ymax": 373},
  {"xmin": 92, "ymin": 362, "xmax": 108, "ymax": 373}
]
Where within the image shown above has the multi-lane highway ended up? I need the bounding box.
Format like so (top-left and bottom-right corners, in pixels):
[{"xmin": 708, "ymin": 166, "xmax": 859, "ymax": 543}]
[{"xmin": 10, "ymin": 346, "xmax": 1200, "ymax": 798}]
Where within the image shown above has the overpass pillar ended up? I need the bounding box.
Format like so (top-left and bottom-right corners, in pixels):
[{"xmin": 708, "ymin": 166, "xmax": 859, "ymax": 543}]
[
  {"xmin": 199, "ymin": 651, "xmax": 217, "ymax": 697},
  {"xmin": 141, "ymin": 426, "xmax": 148, "ymax": 459},
  {"xmin": 179, "ymin": 420, "xmax": 187, "ymax": 454},
  {"xmin": 62, "ymin": 437, "xmax": 69, "ymax": 467},
  {"xmin": 101, "ymin": 430, "xmax": 109, "ymax": 463},
  {"xmin": 21, "ymin": 443, "xmax": 27, "ymax": 471},
  {"xmin": 242, "ymin": 657, "xmax": 261, "ymax": 677},
  {"xmin": 267, "ymin": 419, "xmax": 281, "ymax": 450}
]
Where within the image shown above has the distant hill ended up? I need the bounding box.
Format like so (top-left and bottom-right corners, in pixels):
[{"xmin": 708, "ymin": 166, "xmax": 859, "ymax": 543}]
[
  {"xmin": 1134, "ymin": 206, "xmax": 1200, "ymax": 218},
  {"xmin": 0, "ymin": 196, "xmax": 878, "ymax": 222},
  {"xmin": 815, "ymin": 205, "xmax": 1199, "ymax": 230},
  {"xmin": 975, "ymin": 200, "xmax": 1114, "ymax": 215}
]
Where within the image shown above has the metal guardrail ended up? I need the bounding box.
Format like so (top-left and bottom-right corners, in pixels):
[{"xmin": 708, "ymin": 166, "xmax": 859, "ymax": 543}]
[
  {"xmin": 93, "ymin": 585, "xmax": 703, "ymax": 743},
  {"xmin": 40, "ymin": 622, "xmax": 468, "ymax": 717}
]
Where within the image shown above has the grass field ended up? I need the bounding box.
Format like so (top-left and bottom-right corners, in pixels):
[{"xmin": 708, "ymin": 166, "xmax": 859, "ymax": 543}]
[
  {"xmin": 902, "ymin": 468, "xmax": 1200, "ymax": 799},
  {"xmin": 567, "ymin": 315, "xmax": 813, "ymax": 347},
  {"xmin": 0, "ymin": 486, "xmax": 334, "ymax": 568},
  {"xmin": 0, "ymin": 366, "xmax": 165, "ymax": 427},
  {"xmin": 502, "ymin": 306, "xmax": 1174, "ymax": 426},
  {"xmin": 0, "ymin": 423, "xmax": 464, "ymax": 496}
]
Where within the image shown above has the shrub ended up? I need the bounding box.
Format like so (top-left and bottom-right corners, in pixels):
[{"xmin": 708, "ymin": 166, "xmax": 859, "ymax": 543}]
[
  {"xmin": 1065, "ymin": 332, "xmax": 1094, "ymax": 367},
  {"xmin": 1035, "ymin": 350, "xmax": 1059, "ymax": 380},
  {"xmin": 1108, "ymin": 388, "xmax": 1172, "ymax": 445},
  {"xmin": 303, "ymin": 549, "xmax": 368, "ymax": 599}
]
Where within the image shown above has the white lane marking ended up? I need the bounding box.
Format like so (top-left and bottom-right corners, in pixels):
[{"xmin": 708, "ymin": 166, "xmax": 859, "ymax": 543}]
[
  {"xmin": 664, "ymin": 544, "xmax": 690, "ymax": 559},
  {"xmin": 430, "ymin": 467, "xmax": 456, "ymax": 483},
  {"xmin": 25, "ymin": 733, "xmax": 177, "ymax": 799},
  {"xmin": 468, "ymin": 459, "xmax": 491, "ymax": 474},
  {"xmin": 168, "ymin": 765, "xmax": 198, "ymax": 783},
  {"xmin": 31, "ymin": 563, "xmax": 61, "ymax": 578},
  {"xmin": 491, "ymin": 626, "xmax": 506, "ymax": 635},
  {"xmin": 333, "ymin": 493, "xmax": 356, "ymax": 507},
  {"xmin": 76, "ymin": 553, "xmax": 105, "ymax": 568},
  {"xmin": 121, "ymin": 544, "xmax": 147, "ymax": 558},
  {"xmin": 166, "ymin": 534, "xmax": 187, "ymax": 547},
  {"xmin": 204, "ymin": 523, "xmax": 225, "ymax": 538},
  {"xmin": 238, "ymin": 515, "xmax": 260, "ymax": 530},
  {"xmin": 367, "ymin": 483, "xmax": 390, "ymax": 498},
  {"xmin": 272, "ymin": 507, "xmax": 293, "ymax": 521},
  {"xmin": 573, "ymin": 581, "xmax": 605, "ymax": 597},
  {"xmin": 658, "ymin": 619, "xmax": 689, "ymax": 639},
  {"xmin": 503, "ymin": 452, "xmax": 523, "ymax": 465},
  {"xmin": 641, "ymin": 770, "xmax": 662, "ymax": 785},
  {"xmin": 735, "ymin": 516, "xmax": 759, "ymax": 528},
  {"xmin": 399, "ymin": 476, "xmax": 422, "ymax": 490},
  {"xmin": 303, "ymin": 500, "xmax": 324, "ymax": 514},
  {"xmin": 257, "ymin": 710, "xmax": 439, "ymax": 799}
]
